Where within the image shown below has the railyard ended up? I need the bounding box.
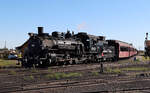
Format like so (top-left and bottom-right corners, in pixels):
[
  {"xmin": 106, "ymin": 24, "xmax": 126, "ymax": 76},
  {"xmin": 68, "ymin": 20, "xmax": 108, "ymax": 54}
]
[
  {"xmin": 1, "ymin": 1, "xmax": 150, "ymax": 93},
  {"xmin": 0, "ymin": 54, "xmax": 150, "ymax": 93}
]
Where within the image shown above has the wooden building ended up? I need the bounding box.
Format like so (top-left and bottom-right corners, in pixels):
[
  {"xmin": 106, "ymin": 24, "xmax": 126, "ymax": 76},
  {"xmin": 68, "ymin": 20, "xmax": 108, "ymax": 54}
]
[{"xmin": 16, "ymin": 39, "xmax": 29, "ymax": 55}]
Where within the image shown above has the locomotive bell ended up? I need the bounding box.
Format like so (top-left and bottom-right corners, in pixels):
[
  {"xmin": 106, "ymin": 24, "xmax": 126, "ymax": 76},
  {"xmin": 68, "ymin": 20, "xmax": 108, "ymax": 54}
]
[{"xmin": 38, "ymin": 27, "xmax": 43, "ymax": 35}]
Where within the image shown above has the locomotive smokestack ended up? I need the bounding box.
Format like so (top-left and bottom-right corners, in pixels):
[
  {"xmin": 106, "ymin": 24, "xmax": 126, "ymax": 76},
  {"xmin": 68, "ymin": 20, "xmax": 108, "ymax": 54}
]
[{"xmin": 38, "ymin": 27, "xmax": 43, "ymax": 35}]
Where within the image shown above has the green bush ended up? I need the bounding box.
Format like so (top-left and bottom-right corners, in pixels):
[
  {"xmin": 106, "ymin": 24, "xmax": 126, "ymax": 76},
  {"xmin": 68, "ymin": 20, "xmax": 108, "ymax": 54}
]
[
  {"xmin": 24, "ymin": 75, "xmax": 34, "ymax": 81},
  {"xmin": 31, "ymin": 67, "xmax": 38, "ymax": 73},
  {"xmin": 92, "ymin": 71, "xmax": 99, "ymax": 76},
  {"xmin": 45, "ymin": 72, "xmax": 82, "ymax": 80},
  {"xmin": 121, "ymin": 67, "xmax": 149, "ymax": 71},
  {"xmin": 106, "ymin": 67, "xmax": 150, "ymax": 74},
  {"xmin": 9, "ymin": 70, "xmax": 17, "ymax": 75},
  {"xmin": 105, "ymin": 67, "xmax": 121, "ymax": 74},
  {"xmin": 0, "ymin": 59, "xmax": 19, "ymax": 67}
]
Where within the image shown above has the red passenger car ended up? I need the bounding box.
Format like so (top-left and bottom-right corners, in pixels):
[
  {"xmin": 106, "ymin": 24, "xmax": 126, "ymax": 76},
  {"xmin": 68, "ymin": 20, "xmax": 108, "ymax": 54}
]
[{"xmin": 107, "ymin": 40, "xmax": 137, "ymax": 61}]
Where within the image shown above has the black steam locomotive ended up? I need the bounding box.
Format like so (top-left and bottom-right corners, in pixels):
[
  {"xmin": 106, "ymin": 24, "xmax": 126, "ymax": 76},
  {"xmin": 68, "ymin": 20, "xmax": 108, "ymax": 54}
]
[{"xmin": 19, "ymin": 27, "xmax": 115, "ymax": 67}]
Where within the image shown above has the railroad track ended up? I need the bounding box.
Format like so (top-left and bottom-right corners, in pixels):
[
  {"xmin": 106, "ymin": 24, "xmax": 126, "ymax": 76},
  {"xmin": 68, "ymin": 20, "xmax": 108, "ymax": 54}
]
[
  {"xmin": 1, "ymin": 75, "xmax": 150, "ymax": 93},
  {"xmin": 83, "ymin": 87, "xmax": 150, "ymax": 93},
  {"xmin": 0, "ymin": 60, "xmax": 149, "ymax": 78},
  {"xmin": 0, "ymin": 56, "xmax": 150, "ymax": 93}
]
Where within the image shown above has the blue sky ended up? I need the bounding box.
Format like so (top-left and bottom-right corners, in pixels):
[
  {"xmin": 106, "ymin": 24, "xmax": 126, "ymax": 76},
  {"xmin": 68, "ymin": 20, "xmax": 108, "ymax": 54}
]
[{"xmin": 0, "ymin": 0, "xmax": 149, "ymax": 50}]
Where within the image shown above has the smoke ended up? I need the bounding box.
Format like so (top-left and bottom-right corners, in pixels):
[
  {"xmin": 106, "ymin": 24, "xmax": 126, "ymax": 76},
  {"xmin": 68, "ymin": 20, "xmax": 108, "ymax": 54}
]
[{"xmin": 77, "ymin": 22, "xmax": 87, "ymax": 31}]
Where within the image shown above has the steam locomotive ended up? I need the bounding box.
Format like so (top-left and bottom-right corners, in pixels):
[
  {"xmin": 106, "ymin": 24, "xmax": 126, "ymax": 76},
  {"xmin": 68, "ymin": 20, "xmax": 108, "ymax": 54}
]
[{"xmin": 17, "ymin": 27, "xmax": 137, "ymax": 67}]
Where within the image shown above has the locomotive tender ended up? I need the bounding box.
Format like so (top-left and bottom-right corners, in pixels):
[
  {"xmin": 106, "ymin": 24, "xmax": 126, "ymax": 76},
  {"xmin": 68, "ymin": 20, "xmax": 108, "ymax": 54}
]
[{"xmin": 17, "ymin": 27, "xmax": 137, "ymax": 67}]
